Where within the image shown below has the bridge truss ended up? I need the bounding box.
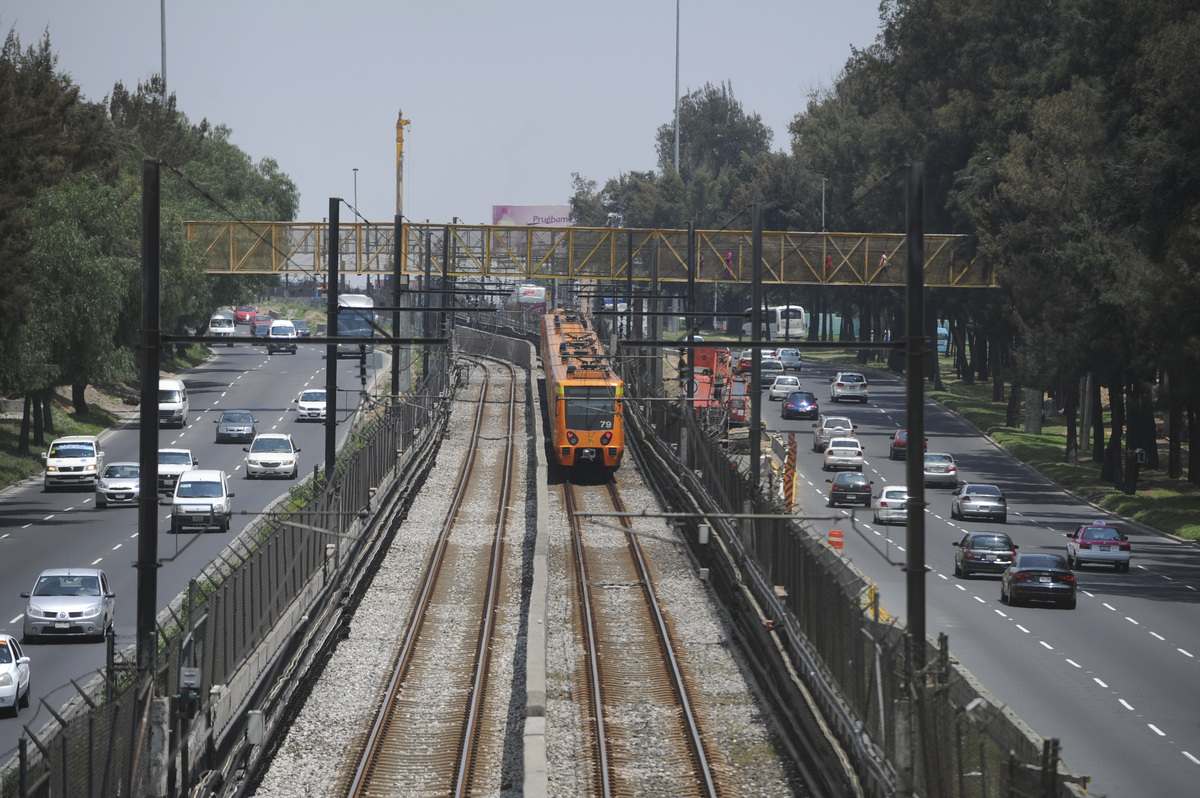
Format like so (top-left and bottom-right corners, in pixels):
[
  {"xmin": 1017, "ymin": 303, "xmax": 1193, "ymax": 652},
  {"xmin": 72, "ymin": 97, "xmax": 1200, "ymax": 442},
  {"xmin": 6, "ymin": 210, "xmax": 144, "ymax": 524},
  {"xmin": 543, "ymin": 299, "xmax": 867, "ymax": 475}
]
[{"xmin": 184, "ymin": 221, "xmax": 992, "ymax": 288}]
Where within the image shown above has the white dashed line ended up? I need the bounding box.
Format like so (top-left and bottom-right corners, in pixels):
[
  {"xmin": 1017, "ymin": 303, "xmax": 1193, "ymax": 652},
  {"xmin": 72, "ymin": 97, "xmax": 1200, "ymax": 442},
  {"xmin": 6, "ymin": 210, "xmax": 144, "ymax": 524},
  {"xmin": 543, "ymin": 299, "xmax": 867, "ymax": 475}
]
[
  {"xmin": 1094, "ymin": 678, "xmax": 1108, "ymax": 688},
  {"xmin": 112, "ymin": 544, "xmax": 122, "ymax": 551},
  {"xmin": 1126, "ymin": 617, "xmax": 1139, "ymax": 625},
  {"xmin": 1149, "ymin": 724, "xmax": 1166, "ymax": 737},
  {"xmin": 1151, "ymin": 632, "xmax": 1165, "ymax": 641},
  {"xmin": 995, "ymin": 610, "xmax": 1008, "ymax": 617},
  {"xmin": 1065, "ymin": 659, "xmax": 1081, "ymax": 668},
  {"xmin": 1119, "ymin": 699, "xmax": 1134, "ymax": 710},
  {"xmin": 1184, "ymin": 752, "xmax": 1200, "ymax": 765},
  {"xmin": 1016, "ymin": 625, "xmax": 1030, "ymax": 634},
  {"xmin": 973, "ymin": 596, "xmax": 985, "ymax": 604},
  {"xmin": 1179, "ymin": 649, "xmax": 1194, "ymax": 658},
  {"xmin": 8, "ymin": 615, "xmax": 21, "ymax": 624},
  {"xmin": 1039, "ymin": 641, "xmax": 1053, "ymax": 650},
  {"xmin": 91, "ymin": 558, "xmax": 102, "ymax": 565},
  {"xmin": 43, "ymin": 515, "xmax": 55, "ymax": 521},
  {"xmin": 1103, "ymin": 603, "xmax": 1117, "ymax": 612}
]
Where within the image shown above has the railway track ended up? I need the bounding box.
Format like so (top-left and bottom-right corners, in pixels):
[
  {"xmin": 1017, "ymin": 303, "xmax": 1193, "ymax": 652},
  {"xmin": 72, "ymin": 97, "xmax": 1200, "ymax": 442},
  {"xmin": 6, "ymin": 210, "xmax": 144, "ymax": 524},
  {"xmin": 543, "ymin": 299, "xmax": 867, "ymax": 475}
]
[
  {"xmin": 344, "ymin": 357, "xmax": 518, "ymax": 798},
  {"xmin": 565, "ymin": 476, "xmax": 724, "ymax": 798}
]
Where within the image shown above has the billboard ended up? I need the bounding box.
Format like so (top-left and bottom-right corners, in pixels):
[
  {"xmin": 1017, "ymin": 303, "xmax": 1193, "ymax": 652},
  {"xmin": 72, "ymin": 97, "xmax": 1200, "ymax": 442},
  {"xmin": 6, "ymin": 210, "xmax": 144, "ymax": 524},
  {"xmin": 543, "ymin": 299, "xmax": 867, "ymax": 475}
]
[{"xmin": 492, "ymin": 205, "xmax": 572, "ymax": 227}]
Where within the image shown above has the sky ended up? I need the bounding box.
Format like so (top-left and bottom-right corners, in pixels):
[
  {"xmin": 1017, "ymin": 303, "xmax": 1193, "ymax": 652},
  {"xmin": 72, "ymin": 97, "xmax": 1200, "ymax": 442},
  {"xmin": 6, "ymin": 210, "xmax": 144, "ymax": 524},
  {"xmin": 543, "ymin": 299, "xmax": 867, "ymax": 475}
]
[{"xmin": 4, "ymin": 1, "xmax": 885, "ymax": 227}]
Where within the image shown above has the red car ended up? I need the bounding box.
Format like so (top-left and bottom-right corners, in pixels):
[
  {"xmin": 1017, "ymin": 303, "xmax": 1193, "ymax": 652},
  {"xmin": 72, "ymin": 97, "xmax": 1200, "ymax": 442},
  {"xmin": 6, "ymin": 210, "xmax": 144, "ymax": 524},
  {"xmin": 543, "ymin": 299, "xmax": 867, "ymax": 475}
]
[
  {"xmin": 889, "ymin": 429, "xmax": 928, "ymax": 460},
  {"xmin": 235, "ymin": 305, "xmax": 257, "ymax": 324}
]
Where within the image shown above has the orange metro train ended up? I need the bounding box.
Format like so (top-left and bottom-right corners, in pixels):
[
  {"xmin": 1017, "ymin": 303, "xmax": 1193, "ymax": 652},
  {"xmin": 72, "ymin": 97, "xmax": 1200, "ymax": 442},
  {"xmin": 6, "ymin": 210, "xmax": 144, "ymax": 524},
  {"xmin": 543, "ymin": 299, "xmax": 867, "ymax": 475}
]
[{"xmin": 540, "ymin": 308, "xmax": 625, "ymax": 472}]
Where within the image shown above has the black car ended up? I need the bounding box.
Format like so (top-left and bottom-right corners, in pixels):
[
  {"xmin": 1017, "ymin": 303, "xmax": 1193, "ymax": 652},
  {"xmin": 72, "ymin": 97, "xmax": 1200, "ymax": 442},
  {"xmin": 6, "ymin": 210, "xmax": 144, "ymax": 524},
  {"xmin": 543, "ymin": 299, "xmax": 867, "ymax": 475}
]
[
  {"xmin": 953, "ymin": 531, "xmax": 1018, "ymax": 578},
  {"xmin": 781, "ymin": 390, "xmax": 819, "ymax": 420},
  {"xmin": 826, "ymin": 472, "xmax": 873, "ymax": 507},
  {"xmin": 290, "ymin": 318, "xmax": 311, "ymax": 337},
  {"xmin": 1000, "ymin": 553, "xmax": 1076, "ymax": 609}
]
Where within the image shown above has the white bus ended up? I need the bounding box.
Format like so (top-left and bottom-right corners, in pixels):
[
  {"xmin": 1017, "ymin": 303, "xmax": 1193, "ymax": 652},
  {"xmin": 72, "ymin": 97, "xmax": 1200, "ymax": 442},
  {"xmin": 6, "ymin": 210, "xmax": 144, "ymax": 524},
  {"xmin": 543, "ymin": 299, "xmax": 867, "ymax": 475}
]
[
  {"xmin": 337, "ymin": 293, "xmax": 375, "ymax": 358},
  {"xmin": 742, "ymin": 305, "xmax": 807, "ymax": 340}
]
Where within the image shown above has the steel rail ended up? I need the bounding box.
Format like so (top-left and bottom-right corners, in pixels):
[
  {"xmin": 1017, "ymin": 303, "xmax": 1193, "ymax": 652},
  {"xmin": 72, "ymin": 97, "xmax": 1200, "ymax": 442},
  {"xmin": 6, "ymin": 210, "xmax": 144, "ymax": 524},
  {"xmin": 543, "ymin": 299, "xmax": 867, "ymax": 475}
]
[
  {"xmin": 607, "ymin": 482, "xmax": 719, "ymax": 798},
  {"xmin": 564, "ymin": 482, "xmax": 614, "ymax": 798},
  {"xmin": 454, "ymin": 358, "xmax": 517, "ymax": 797},
  {"xmin": 347, "ymin": 361, "xmax": 503, "ymax": 797}
]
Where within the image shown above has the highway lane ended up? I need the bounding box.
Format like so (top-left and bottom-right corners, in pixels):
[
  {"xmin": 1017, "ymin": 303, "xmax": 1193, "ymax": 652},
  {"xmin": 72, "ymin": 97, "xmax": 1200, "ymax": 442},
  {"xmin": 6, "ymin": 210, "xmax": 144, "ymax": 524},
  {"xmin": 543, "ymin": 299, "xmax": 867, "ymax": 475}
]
[
  {"xmin": 766, "ymin": 360, "xmax": 1200, "ymax": 797},
  {"xmin": 0, "ymin": 331, "xmax": 380, "ymax": 756}
]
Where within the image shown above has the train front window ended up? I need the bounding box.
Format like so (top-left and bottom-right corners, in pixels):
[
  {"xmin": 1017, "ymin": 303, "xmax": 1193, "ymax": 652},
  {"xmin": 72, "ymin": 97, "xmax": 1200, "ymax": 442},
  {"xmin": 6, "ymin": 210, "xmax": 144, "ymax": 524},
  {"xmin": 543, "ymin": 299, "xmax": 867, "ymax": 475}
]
[{"xmin": 564, "ymin": 386, "xmax": 616, "ymax": 430}]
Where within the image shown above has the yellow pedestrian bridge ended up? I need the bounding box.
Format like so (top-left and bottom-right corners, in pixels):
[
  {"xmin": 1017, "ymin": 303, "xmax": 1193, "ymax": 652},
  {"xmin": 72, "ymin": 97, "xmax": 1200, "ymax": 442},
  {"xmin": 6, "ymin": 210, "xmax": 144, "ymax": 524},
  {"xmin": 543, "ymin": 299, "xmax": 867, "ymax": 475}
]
[{"xmin": 184, "ymin": 221, "xmax": 993, "ymax": 287}]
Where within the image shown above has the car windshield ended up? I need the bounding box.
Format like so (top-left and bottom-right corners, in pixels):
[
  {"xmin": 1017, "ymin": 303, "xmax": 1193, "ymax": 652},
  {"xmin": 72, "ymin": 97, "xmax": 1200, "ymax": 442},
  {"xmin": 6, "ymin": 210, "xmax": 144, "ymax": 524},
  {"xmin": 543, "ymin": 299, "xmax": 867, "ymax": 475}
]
[
  {"xmin": 1082, "ymin": 527, "xmax": 1121, "ymax": 541},
  {"xmin": 221, "ymin": 412, "xmax": 254, "ymax": 424},
  {"xmin": 1019, "ymin": 555, "xmax": 1064, "ymax": 570},
  {"xmin": 882, "ymin": 488, "xmax": 908, "ymax": 499},
  {"xmin": 177, "ymin": 480, "xmax": 224, "ymax": 498},
  {"xmin": 34, "ymin": 574, "xmax": 101, "ymax": 597},
  {"xmin": 835, "ymin": 474, "xmax": 869, "ymax": 487},
  {"xmin": 300, "ymin": 391, "xmax": 326, "ymax": 403},
  {"xmin": 237, "ymin": 306, "xmax": 254, "ymax": 313},
  {"xmin": 103, "ymin": 465, "xmax": 139, "ymax": 479},
  {"xmin": 840, "ymin": 374, "xmax": 865, "ymax": 383},
  {"xmin": 50, "ymin": 442, "xmax": 95, "ymax": 457},
  {"xmin": 825, "ymin": 418, "xmax": 852, "ymax": 428},
  {"xmin": 926, "ymin": 454, "xmax": 954, "ymax": 464},
  {"xmin": 0, "ymin": 644, "xmax": 12, "ymax": 664},
  {"xmin": 970, "ymin": 535, "xmax": 1013, "ymax": 549},
  {"xmin": 967, "ymin": 485, "xmax": 1003, "ymax": 497},
  {"xmin": 775, "ymin": 377, "xmax": 798, "ymax": 386},
  {"xmin": 762, "ymin": 361, "xmax": 783, "ymax": 370},
  {"xmin": 787, "ymin": 392, "xmax": 814, "ymax": 403},
  {"xmin": 159, "ymin": 451, "xmax": 192, "ymax": 464},
  {"xmin": 829, "ymin": 438, "xmax": 859, "ymax": 449},
  {"xmin": 251, "ymin": 438, "xmax": 293, "ymax": 453},
  {"xmin": 210, "ymin": 317, "xmax": 233, "ymax": 328}
]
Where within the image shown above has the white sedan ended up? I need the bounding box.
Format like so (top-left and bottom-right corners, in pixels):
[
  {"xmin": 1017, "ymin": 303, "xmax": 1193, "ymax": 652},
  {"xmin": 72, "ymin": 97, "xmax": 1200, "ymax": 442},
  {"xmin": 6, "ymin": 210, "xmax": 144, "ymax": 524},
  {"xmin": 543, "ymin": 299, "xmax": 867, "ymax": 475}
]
[
  {"xmin": 822, "ymin": 437, "xmax": 864, "ymax": 472},
  {"xmin": 768, "ymin": 375, "xmax": 801, "ymax": 401},
  {"xmin": 873, "ymin": 485, "xmax": 909, "ymax": 525}
]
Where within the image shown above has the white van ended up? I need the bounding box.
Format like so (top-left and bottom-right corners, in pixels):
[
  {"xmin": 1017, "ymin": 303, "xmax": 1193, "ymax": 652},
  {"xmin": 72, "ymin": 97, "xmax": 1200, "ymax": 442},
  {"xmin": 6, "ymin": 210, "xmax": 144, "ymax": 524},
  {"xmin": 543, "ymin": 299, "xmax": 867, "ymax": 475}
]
[
  {"xmin": 207, "ymin": 313, "xmax": 235, "ymax": 346},
  {"xmin": 169, "ymin": 469, "xmax": 234, "ymax": 534},
  {"xmin": 42, "ymin": 435, "xmax": 105, "ymax": 491},
  {"xmin": 159, "ymin": 378, "xmax": 189, "ymax": 428},
  {"xmin": 267, "ymin": 320, "xmax": 297, "ymax": 355}
]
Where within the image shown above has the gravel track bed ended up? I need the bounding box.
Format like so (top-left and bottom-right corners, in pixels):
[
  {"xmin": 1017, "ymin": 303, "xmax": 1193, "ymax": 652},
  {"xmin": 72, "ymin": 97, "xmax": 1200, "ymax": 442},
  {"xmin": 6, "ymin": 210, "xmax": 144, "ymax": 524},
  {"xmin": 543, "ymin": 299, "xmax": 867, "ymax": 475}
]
[
  {"xmin": 546, "ymin": 470, "xmax": 808, "ymax": 797},
  {"xmin": 253, "ymin": 361, "xmax": 529, "ymax": 797},
  {"xmin": 253, "ymin": 356, "xmax": 805, "ymax": 797}
]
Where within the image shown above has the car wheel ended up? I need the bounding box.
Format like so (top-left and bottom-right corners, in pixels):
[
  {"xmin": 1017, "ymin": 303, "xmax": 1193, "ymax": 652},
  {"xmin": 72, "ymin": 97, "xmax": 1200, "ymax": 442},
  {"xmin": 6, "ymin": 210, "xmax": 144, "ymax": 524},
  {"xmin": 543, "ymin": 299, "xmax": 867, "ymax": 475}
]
[
  {"xmin": 1066, "ymin": 552, "xmax": 1076, "ymax": 569},
  {"xmin": 96, "ymin": 500, "xmax": 106, "ymax": 509},
  {"xmin": 950, "ymin": 504, "xmax": 958, "ymax": 520},
  {"xmin": 171, "ymin": 519, "xmax": 181, "ymax": 534},
  {"xmin": 953, "ymin": 560, "xmax": 962, "ymax": 577},
  {"xmin": 999, "ymin": 586, "xmax": 1008, "ymax": 604},
  {"xmin": 998, "ymin": 513, "xmax": 1007, "ymax": 524},
  {"xmin": 856, "ymin": 465, "xmax": 863, "ymax": 473},
  {"xmin": 18, "ymin": 682, "xmax": 29, "ymax": 709},
  {"xmin": 961, "ymin": 566, "xmax": 971, "ymax": 579},
  {"xmin": 1065, "ymin": 597, "xmax": 1077, "ymax": 610}
]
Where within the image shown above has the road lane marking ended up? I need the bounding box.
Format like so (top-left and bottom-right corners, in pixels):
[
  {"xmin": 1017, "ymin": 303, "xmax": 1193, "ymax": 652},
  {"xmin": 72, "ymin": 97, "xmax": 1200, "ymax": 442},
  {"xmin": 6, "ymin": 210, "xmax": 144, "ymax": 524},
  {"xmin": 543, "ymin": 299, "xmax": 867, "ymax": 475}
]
[
  {"xmin": 1126, "ymin": 617, "xmax": 1139, "ymax": 625},
  {"xmin": 1094, "ymin": 678, "xmax": 1108, "ymax": 688},
  {"xmin": 1016, "ymin": 625, "xmax": 1030, "ymax": 634},
  {"xmin": 1039, "ymin": 641, "xmax": 1053, "ymax": 650},
  {"xmin": 973, "ymin": 596, "xmax": 985, "ymax": 603},
  {"xmin": 1102, "ymin": 602, "xmax": 1117, "ymax": 611},
  {"xmin": 1184, "ymin": 752, "xmax": 1200, "ymax": 765},
  {"xmin": 92, "ymin": 558, "xmax": 102, "ymax": 565},
  {"xmin": 1065, "ymin": 659, "xmax": 1081, "ymax": 668},
  {"xmin": 1119, "ymin": 699, "xmax": 1134, "ymax": 710},
  {"xmin": 1150, "ymin": 632, "xmax": 1165, "ymax": 641},
  {"xmin": 1179, "ymin": 649, "xmax": 1194, "ymax": 658},
  {"xmin": 1149, "ymin": 724, "xmax": 1165, "ymax": 737},
  {"xmin": 112, "ymin": 544, "xmax": 121, "ymax": 551}
]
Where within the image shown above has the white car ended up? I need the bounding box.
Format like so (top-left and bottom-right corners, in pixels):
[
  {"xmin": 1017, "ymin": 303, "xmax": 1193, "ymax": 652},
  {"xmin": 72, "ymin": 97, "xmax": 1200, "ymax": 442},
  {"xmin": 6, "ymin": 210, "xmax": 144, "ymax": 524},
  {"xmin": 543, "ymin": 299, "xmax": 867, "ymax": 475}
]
[
  {"xmin": 0, "ymin": 633, "xmax": 31, "ymax": 718},
  {"xmin": 267, "ymin": 320, "xmax": 298, "ymax": 355},
  {"xmin": 294, "ymin": 389, "xmax": 328, "ymax": 421},
  {"xmin": 207, "ymin": 313, "xmax": 235, "ymax": 346},
  {"xmin": 873, "ymin": 486, "xmax": 910, "ymax": 525},
  {"xmin": 823, "ymin": 437, "xmax": 864, "ymax": 472},
  {"xmin": 759, "ymin": 359, "xmax": 785, "ymax": 387},
  {"xmin": 830, "ymin": 371, "xmax": 869, "ymax": 403},
  {"xmin": 923, "ymin": 452, "xmax": 959, "ymax": 487},
  {"xmin": 768, "ymin": 375, "xmax": 801, "ymax": 401},
  {"xmin": 158, "ymin": 448, "xmax": 198, "ymax": 494},
  {"xmin": 777, "ymin": 348, "xmax": 802, "ymax": 372},
  {"xmin": 244, "ymin": 433, "xmax": 301, "ymax": 479},
  {"xmin": 170, "ymin": 469, "xmax": 235, "ymax": 533}
]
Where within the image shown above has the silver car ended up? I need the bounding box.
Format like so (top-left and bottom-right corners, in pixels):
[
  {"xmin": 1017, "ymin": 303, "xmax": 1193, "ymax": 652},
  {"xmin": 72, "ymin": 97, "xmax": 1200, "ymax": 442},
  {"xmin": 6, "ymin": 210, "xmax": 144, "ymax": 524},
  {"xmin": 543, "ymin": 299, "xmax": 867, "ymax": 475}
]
[
  {"xmin": 950, "ymin": 483, "xmax": 1008, "ymax": 523},
  {"xmin": 243, "ymin": 433, "xmax": 301, "ymax": 479},
  {"xmin": 214, "ymin": 410, "xmax": 258, "ymax": 443},
  {"xmin": 759, "ymin": 359, "xmax": 785, "ymax": 387},
  {"xmin": 830, "ymin": 371, "xmax": 869, "ymax": 403},
  {"xmin": 923, "ymin": 452, "xmax": 959, "ymax": 487},
  {"xmin": 776, "ymin": 347, "xmax": 803, "ymax": 373},
  {"xmin": 94, "ymin": 462, "xmax": 140, "ymax": 508},
  {"xmin": 21, "ymin": 568, "xmax": 115, "ymax": 643},
  {"xmin": 812, "ymin": 415, "xmax": 856, "ymax": 453}
]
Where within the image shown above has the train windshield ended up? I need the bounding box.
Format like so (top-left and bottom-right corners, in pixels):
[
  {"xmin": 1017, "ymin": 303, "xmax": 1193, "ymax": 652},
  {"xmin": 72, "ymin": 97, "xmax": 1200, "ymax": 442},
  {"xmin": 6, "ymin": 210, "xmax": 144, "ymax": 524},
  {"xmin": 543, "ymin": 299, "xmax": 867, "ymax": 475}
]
[{"xmin": 564, "ymin": 386, "xmax": 616, "ymax": 431}]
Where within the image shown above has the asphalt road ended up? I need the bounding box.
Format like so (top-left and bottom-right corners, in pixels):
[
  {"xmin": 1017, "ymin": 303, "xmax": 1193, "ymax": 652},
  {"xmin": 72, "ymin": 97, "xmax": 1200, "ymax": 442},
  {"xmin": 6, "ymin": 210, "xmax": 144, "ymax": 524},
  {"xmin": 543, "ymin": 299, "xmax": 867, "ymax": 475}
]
[
  {"xmin": 765, "ymin": 359, "xmax": 1200, "ymax": 798},
  {"xmin": 0, "ymin": 329, "xmax": 382, "ymax": 758}
]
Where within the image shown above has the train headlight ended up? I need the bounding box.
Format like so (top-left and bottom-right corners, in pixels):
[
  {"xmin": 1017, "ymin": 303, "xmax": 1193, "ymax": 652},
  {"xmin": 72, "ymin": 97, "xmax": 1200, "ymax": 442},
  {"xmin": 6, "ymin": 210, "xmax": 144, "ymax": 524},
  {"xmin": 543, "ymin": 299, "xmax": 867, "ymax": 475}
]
[
  {"xmin": 600, "ymin": 432, "xmax": 612, "ymax": 445},
  {"xmin": 566, "ymin": 431, "xmax": 578, "ymax": 445}
]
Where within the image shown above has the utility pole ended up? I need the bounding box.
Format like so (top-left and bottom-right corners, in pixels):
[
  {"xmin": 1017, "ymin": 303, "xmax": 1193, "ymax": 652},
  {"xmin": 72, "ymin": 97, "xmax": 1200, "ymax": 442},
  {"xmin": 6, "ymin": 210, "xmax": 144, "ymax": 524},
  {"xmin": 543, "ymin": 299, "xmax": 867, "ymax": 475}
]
[{"xmin": 396, "ymin": 109, "xmax": 411, "ymax": 216}]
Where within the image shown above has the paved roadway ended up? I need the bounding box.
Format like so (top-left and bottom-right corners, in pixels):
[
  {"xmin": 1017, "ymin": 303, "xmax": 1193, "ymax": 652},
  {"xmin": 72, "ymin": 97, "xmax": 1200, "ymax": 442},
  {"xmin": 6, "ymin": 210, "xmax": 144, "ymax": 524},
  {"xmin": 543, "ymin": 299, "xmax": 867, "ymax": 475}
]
[
  {"xmin": 0, "ymin": 328, "xmax": 380, "ymax": 758},
  {"xmin": 764, "ymin": 360, "xmax": 1200, "ymax": 798}
]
